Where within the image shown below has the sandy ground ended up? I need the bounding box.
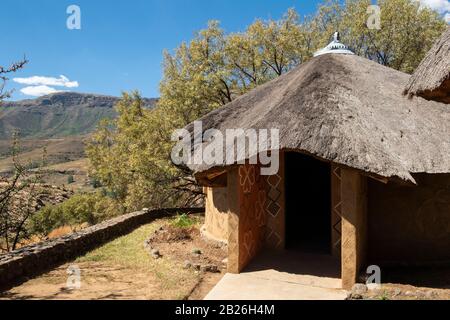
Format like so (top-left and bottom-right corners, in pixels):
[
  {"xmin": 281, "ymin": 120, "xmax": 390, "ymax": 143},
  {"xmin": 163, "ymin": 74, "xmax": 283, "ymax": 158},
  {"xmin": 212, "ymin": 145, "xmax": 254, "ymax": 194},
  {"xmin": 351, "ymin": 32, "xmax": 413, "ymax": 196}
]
[
  {"xmin": 355, "ymin": 283, "xmax": 450, "ymax": 300},
  {"xmin": 1, "ymin": 217, "xmax": 447, "ymax": 301},
  {"xmin": 0, "ymin": 218, "xmax": 227, "ymax": 300},
  {"xmin": 0, "ymin": 261, "xmax": 223, "ymax": 300}
]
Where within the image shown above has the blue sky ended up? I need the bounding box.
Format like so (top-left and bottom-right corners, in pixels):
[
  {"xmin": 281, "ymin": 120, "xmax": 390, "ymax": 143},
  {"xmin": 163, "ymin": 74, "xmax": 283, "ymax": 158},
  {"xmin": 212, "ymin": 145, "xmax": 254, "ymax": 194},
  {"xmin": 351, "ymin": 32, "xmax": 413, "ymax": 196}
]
[
  {"xmin": 1, "ymin": 0, "xmax": 448, "ymax": 100},
  {"xmin": 1, "ymin": 0, "xmax": 322, "ymax": 100}
]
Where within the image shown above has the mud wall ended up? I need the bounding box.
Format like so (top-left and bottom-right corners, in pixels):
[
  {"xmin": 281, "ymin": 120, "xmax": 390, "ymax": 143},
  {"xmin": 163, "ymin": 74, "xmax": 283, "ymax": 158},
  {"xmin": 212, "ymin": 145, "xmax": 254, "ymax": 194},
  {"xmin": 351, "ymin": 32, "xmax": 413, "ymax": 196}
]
[
  {"xmin": 204, "ymin": 187, "xmax": 229, "ymax": 242},
  {"xmin": 264, "ymin": 152, "xmax": 286, "ymax": 250},
  {"xmin": 368, "ymin": 174, "xmax": 450, "ymax": 265},
  {"xmin": 236, "ymin": 164, "xmax": 268, "ymax": 271},
  {"xmin": 228, "ymin": 165, "xmax": 268, "ymax": 273}
]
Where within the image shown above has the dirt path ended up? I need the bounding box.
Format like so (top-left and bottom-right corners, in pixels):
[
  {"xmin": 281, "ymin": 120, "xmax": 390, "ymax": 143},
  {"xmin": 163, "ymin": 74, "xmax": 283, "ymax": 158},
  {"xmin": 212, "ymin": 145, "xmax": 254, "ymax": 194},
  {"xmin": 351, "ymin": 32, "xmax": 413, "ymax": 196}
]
[
  {"xmin": 0, "ymin": 261, "xmax": 223, "ymax": 300},
  {"xmin": 1, "ymin": 262, "xmax": 162, "ymax": 300},
  {"xmin": 0, "ymin": 216, "xmax": 226, "ymax": 300}
]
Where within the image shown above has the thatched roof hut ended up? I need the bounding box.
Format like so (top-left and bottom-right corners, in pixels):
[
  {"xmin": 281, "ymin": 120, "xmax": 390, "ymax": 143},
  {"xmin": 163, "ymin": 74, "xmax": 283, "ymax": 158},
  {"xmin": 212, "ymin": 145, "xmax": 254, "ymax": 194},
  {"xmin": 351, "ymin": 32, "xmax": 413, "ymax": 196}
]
[
  {"xmin": 189, "ymin": 38, "xmax": 450, "ymax": 290},
  {"xmin": 186, "ymin": 53, "xmax": 450, "ymax": 184},
  {"xmin": 404, "ymin": 27, "xmax": 450, "ymax": 103}
]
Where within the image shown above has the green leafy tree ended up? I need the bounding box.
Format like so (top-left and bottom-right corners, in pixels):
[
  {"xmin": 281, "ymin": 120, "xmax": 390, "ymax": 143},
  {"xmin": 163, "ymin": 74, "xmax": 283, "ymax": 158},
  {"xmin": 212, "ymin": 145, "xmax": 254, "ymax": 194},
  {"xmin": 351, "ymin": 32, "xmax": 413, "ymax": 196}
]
[
  {"xmin": 86, "ymin": 92, "xmax": 198, "ymax": 211},
  {"xmin": 28, "ymin": 192, "xmax": 120, "ymax": 239},
  {"xmin": 86, "ymin": 2, "xmax": 446, "ymax": 211},
  {"xmin": 311, "ymin": 0, "xmax": 446, "ymax": 73}
]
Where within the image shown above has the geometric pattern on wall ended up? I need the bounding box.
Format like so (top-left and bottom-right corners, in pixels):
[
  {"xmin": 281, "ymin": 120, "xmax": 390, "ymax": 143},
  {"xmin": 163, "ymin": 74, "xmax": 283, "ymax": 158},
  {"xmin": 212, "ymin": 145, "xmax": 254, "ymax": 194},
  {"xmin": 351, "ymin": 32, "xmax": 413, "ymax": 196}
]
[
  {"xmin": 238, "ymin": 164, "xmax": 267, "ymax": 270},
  {"xmin": 266, "ymin": 174, "xmax": 282, "ymax": 217},
  {"xmin": 265, "ymin": 172, "xmax": 284, "ymax": 249},
  {"xmin": 331, "ymin": 165, "xmax": 342, "ymax": 257}
]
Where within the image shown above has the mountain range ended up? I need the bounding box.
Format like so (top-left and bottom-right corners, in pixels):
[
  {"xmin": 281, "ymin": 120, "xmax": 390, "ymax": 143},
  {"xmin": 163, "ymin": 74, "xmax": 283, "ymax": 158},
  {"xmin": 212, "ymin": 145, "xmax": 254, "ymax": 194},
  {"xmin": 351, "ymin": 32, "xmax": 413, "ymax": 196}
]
[{"xmin": 0, "ymin": 92, "xmax": 158, "ymax": 140}]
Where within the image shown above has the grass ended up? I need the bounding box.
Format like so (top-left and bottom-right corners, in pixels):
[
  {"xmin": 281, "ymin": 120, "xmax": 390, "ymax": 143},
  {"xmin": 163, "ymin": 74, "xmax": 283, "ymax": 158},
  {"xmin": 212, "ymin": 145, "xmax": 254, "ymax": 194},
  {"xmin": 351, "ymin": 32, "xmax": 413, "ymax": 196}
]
[
  {"xmin": 378, "ymin": 291, "xmax": 391, "ymax": 300},
  {"xmin": 77, "ymin": 221, "xmax": 162, "ymax": 269},
  {"xmin": 76, "ymin": 218, "xmax": 200, "ymax": 295},
  {"xmin": 170, "ymin": 214, "xmax": 200, "ymax": 229}
]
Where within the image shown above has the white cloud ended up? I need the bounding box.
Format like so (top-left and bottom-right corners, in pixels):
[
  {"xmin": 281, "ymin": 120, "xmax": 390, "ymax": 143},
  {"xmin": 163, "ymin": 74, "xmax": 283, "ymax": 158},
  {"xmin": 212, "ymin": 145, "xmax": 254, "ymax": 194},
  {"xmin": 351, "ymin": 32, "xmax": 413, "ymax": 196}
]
[
  {"xmin": 20, "ymin": 85, "xmax": 61, "ymax": 97},
  {"xmin": 420, "ymin": 0, "xmax": 450, "ymax": 14},
  {"xmin": 13, "ymin": 75, "xmax": 79, "ymax": 88}
]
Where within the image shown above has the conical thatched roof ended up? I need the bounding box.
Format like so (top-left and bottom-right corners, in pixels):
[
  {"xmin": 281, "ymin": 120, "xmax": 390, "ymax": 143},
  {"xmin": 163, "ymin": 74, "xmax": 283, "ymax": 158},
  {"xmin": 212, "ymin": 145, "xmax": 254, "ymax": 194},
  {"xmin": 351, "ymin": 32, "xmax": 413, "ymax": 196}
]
[
  {"xmin": 404, "ymin": 27, "xmax": 450, "ymax": 103},
  {"xmin": 185, "ymin": 54, "xmax": 450, "ymax": 184}
]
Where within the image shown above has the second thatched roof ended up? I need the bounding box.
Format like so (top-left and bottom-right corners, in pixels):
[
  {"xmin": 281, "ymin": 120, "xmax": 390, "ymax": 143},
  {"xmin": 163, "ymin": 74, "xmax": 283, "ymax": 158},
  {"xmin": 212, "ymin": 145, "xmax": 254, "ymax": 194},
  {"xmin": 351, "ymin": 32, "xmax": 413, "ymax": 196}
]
[
  {"xmin": 404, "ymin": 27, "xmax": 450, "ymax": 103},
  {"xmin": 185, "ymin": 54, "xmax": 450, "ymax": 184}
]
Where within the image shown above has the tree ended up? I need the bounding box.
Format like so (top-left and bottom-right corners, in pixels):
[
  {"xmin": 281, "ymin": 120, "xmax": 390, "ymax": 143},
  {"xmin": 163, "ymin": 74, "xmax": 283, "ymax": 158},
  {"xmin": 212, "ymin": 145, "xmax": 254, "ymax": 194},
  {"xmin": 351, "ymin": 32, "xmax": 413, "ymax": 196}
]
[
  {"xmin": 0, "ymin": 57, "xmax": 31, "ymax": 252},
  {"xmin": 0, "ymin": 135, "xmax": 46, "ymax": 252},
  {"xmin": 87, "ymin": 2, "xmax": 446, "ymax": 211},
  {"xmin": 0, "ymin": 57, "xmax": 28, "ymax": 101},
  {"xmin": 28, "ymin": 192, "xmax": 119, "ymax": 239},
  {"xmin": 311, "ymin": 0, "xmax": 446, "ymax": 73},
  {"xmin": 86, "ymin": 92, "xmax": 199, "ymax": 211}
]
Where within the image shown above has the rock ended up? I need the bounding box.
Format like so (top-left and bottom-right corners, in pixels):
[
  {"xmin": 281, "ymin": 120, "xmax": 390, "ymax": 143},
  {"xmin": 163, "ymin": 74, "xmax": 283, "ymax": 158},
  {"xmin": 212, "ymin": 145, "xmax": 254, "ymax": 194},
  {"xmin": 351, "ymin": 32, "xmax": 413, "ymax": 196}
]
[
  {"xmin": 193, "ymin": 264, "xmax": 201, "ymax": 271},
  {"xmin": 425, "ymin": 291, "xmax": 436, "ymax": 299},
  {"xmin": 192, "ymin": 248, "xmax": 202, "ymax": 255},
  {"xmin": 151, "ymin": 249, "xmax": 161, "ymax": 259},
  {"xmin": 352, "ymin": 284, "xmax": 368, "ymax": 296},
  {"xmin": 393, "ymin": 288, "xmax": 402, "ymax": 297},
  {"xmin": 414, "ymin": 290, "xmax": 426, "ymax": 299},
  {"xmin": 201, "ymin": 265, "xmax": 220, "ymax": 273},
  {"xmin": 183, "ymin": 260, "xmax": 192, "ymax": 270},
  {"xmin": 367, "ymin": 283, "xmax": 382, "ymax": 291}
]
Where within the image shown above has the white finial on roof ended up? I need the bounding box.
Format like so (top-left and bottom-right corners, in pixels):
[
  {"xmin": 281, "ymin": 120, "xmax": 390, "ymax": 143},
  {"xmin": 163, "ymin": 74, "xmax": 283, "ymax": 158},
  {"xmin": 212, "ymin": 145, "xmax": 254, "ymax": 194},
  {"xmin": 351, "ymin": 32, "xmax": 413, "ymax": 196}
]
[
  {"xmin": 314, "ymin": 31, "xmax": 354, "ymax": 57},
  {"xmin": 333, "ymin": 31, "xmax": 340, "ymax": 42}
]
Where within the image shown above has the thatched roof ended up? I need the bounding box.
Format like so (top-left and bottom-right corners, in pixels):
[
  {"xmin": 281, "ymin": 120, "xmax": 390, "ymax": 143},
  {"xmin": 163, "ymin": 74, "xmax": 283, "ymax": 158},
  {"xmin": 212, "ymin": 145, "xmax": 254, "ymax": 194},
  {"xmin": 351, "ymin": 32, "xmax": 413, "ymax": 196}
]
[
  {"xmin": 185, "ymin": 54, "xmax": 450, "ymax": 184},
  {"xmin": 404, "ymin": 27, "xmax": 450, "ymax": 103}
]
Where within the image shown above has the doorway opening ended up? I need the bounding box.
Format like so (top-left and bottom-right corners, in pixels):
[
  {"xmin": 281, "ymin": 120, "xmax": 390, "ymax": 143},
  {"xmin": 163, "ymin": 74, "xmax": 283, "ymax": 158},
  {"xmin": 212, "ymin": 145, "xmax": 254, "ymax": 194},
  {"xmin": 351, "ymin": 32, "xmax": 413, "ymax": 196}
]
[{"xmin": 285, "ymin": 152, "xmax": 331, "ymax": 254}]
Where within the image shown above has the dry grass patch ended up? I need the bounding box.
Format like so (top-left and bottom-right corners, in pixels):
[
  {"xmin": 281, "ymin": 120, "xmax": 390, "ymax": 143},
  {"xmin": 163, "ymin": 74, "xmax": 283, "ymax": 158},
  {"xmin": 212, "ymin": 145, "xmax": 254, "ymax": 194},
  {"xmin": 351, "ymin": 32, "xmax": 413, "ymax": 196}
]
[
  {"xmin": 76, "ymin": 218, "xmax": 201, "ymax": 296},
  {"xmin": 1, "ymin": 217, "xmax": 209, "ymax": 300}
]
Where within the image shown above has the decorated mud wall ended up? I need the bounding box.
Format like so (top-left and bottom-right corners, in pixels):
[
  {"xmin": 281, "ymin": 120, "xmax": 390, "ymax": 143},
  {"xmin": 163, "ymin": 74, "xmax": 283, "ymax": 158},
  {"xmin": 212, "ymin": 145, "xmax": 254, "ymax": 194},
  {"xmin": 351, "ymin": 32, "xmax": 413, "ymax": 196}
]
[
  {"xmin": 331, "ymin": 165, "xmax": 343, "ymax": 258},
  {"xmin": 368, "ymin": 174, "xmax": 450, "ymax": 265},
  {"xmin": 204, "ymin": 187, "xmax": 229, "ymax": 242},
  {"xmin": 227, "ymin": 165, "xmax": 268, "ymax": 272},
  {"xmin": 264, "ymin": 152, "xmax": 286, "ymax": 250},
  {"xmin": 204, "ymin": 155, "xmax": 286, "ymax": 252}
]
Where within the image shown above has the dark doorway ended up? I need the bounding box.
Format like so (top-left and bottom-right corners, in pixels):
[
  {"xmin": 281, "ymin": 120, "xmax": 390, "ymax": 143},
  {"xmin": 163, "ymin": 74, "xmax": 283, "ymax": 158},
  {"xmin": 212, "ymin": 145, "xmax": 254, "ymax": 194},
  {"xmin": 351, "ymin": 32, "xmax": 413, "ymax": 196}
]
[{"xmin": 285, "ymin": 152, "xmax": 331, "ymax": 253}]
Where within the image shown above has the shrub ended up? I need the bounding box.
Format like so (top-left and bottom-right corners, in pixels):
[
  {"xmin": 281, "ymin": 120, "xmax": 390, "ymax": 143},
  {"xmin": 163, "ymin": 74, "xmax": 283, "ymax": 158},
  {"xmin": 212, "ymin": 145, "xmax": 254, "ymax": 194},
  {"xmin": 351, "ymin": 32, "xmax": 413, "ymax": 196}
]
[
  {"xmin": 28, "ymin": 205, "xmax": 64, "ymax": 237},
  {"xmin": 170, "ymin": 214, "xmax": 198, "ymax": 229},
  {"xmin": 28, "ymin": 192, "xmax": 124, "ymax": 238},
  {"xmin": 67, "ymin": 175, "xmax": 75, "ymax": 184},
  {"xmin": 91, "ymin": 178, "xmax": 102, "ymax": 189}
]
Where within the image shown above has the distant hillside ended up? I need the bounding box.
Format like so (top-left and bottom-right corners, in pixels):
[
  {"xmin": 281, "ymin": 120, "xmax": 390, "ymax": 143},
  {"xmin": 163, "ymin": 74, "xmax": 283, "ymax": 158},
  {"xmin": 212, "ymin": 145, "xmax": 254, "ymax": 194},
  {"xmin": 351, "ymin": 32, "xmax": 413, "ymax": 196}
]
[
  {"xmin": 0, "ymin": 136, "xmax": 87, "ymax": 174},
  {"xmin": 0, "ymin": 92, "xmax": 158, "ymax": 139}
]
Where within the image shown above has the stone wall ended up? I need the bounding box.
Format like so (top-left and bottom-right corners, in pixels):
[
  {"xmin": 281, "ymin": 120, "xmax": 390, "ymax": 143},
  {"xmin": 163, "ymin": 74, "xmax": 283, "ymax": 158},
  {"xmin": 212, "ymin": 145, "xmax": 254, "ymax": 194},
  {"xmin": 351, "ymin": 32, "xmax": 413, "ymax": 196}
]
[{"xmin": 0, "ymin": 207, "xmax": 204, "ymax": 290}]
